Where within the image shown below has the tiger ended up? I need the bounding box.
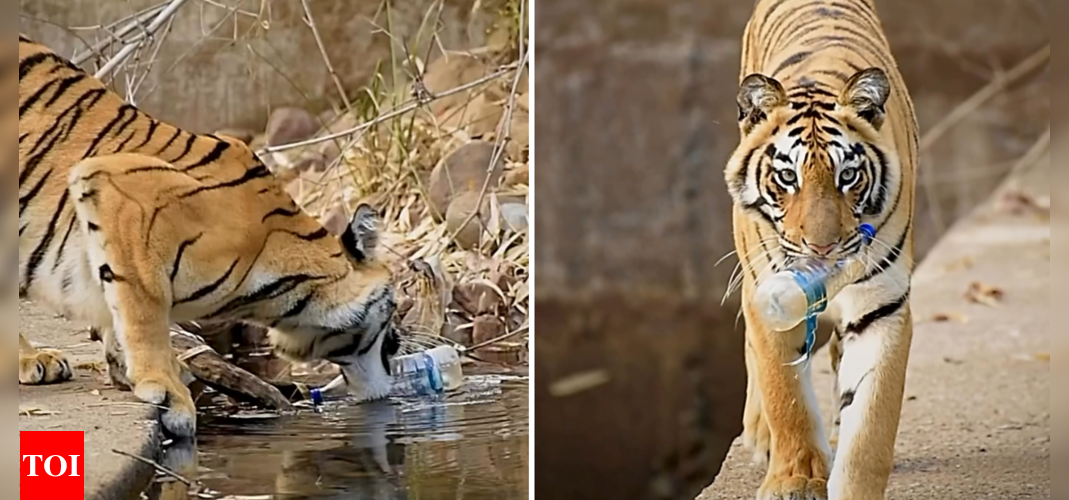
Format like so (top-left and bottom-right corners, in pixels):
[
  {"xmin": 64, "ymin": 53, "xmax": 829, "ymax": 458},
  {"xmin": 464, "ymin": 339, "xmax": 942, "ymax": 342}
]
[
  {"xmin": 723, "ymin": 1, "xmax": 918, "ymax": 499},
  {"xmin": 17, "ymin": 34, "xmax": 402, "ymax": 438}
]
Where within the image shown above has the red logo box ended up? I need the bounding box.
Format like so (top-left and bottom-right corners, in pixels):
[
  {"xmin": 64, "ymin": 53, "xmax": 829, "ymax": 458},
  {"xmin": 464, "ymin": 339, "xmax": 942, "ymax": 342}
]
[{"xmin": 20, "ymin": 431, "xmax": 84, "ymax": 500}]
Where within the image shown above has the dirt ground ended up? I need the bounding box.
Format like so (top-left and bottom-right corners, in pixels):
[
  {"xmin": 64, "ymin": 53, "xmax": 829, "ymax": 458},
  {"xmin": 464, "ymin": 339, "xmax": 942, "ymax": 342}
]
[
  {"xmin": 18, "ymin": 302, "xmax": 160, "ymax": 500},
  {"xmin": 698, "ymin": 160, "xmax": 1050, "ymax": 499}
]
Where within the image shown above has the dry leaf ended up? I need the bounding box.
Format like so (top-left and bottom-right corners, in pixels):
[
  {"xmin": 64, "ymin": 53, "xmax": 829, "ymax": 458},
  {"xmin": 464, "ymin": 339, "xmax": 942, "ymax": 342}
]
[
  {"xmin": 19, "ymin": 405, "xmax": 58, "ymax": 417},
  {"xmin": 930, "ymin": 312, "xmax": 970, "ymax": 324},
  {"xmin": 549, "ymin": 370, "xmax": 611, "ymax": 397},
  {"xmin": 943, "ymin": 257, "xmax": 975, "ymax": 274},
  {"xmin": 965, "ymin": 281, "xmax": 1004, "ymax": 306}
]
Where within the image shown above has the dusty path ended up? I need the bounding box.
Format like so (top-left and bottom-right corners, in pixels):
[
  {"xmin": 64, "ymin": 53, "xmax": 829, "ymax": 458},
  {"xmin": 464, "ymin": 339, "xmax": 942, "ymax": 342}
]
[
  {"xmin": 698, "ymin": 160, "xmax": 1050, "ymax": 499},
  {"xmin": 18, "ymin": 301, "xmax": 160, "ymax": 500}
]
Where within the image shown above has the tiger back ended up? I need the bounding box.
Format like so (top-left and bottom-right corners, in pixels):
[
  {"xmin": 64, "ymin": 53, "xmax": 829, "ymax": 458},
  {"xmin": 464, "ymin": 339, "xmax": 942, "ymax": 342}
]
[
  {"xmin": 18, "ymin": 35, "xmax": 401, "ymax": 438},
  {"xmin": 723, "ymin": 1, "xmax": 917, "ymax": 499}
]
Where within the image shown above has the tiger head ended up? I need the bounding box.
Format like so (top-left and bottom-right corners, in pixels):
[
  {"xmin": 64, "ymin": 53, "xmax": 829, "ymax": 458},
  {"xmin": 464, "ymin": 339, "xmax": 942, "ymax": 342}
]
[
  {"xmin": 268, "ymin": 204, "xmax": 402, "ymax": 403},
  {"xmin": 725, "ymin": 68, "xmax": 899, "ymax": 261}
]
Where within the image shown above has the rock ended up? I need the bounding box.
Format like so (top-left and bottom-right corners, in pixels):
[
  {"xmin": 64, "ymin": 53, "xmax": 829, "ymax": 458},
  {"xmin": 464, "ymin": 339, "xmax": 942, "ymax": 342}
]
[
  {"xmin": 265, "ymin": 107, "xmax": 319, "ymax": 147},
  {"xmin": 424, "ymin": 54, "xmax": 492, "ymax": 117},
  {"xmin": 500, "ymin": 203, "xmax": 529, "ymax": 233},
  {"xmin": 472, "ymin": 315, "xmax": 506, "ymax": 346},
  {"xmin": 429, "ymin": 141, "xmax": 505, "ymax": 219},
  {"xmin": 445, "ymin": 192, "xmax": 490, "ymax": 251},
  {"xmin": 440, "ymin": 94, "xmax": 504, "ymax": 139}
]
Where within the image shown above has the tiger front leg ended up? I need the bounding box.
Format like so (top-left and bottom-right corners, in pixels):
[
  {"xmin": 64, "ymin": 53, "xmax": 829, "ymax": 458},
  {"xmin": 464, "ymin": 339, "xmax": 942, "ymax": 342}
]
[
  {"xmin": 744, "ymin": 304, "xmax": 832, "ymax": 500},
  {"xmin": 827, "ymin": 295, "xmax": 913, "ymax": 500},
  {"xmin": 69, "ymin": 155, "xmax": 197, "ymax": 438}
]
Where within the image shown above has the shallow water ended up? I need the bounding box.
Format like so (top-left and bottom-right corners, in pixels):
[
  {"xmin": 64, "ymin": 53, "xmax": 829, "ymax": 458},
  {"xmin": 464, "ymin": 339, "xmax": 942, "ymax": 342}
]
[{"xmin": 149, "ymin": 373, "xmax": 529, "ymax": 500}]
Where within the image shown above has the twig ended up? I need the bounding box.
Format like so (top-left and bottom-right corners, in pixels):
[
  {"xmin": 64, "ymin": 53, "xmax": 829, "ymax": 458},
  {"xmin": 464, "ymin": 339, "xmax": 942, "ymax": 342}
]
[
  {"xmin": 300, "ymin": 0, "xmax": 353, "ymax": 115},
  {"xmin": 1008, "ymin": 127, "xmax": 1050, "ymax": 179},
  {"xmin": 919, "ymin": 44, "xmax": 1049, "ymax": 153},
  {"xmin": 71, "ymin": 3, "xmax": 167, "ymax": 66},
  {"xmin": 95, "ymin": 0, "xmax": 190, "ymax": 81},
  {"xmin": 260, "ymin": 64, "xmax": 519, "ymax": 155},
  {"xmin": 464, "ymin": 325, "xmax": 530, "ymax": 352},
  {"xmin": 444, "ymin": 3, "xmax": 529, "ymax": 249},
  {"xmin": 917, "ymin": 43, "xmax": 1049, "ymax": 233},
  {"xmin": 111, "ymin": 449, "xmax": 196, "ymax": 487}
]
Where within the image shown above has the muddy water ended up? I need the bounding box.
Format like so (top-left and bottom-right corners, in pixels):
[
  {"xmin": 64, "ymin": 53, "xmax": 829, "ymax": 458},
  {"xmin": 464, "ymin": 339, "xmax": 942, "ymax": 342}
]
[{"xmin": 149, "ymin": 372, "xmax": 528, "ymax": 500}]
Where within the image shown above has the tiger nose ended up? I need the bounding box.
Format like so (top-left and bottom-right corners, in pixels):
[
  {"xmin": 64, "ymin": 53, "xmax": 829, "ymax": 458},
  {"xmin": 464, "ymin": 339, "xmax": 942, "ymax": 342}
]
[{"xmin": 805, "ymin": 240, "xmax": 838, "ymax": 256}]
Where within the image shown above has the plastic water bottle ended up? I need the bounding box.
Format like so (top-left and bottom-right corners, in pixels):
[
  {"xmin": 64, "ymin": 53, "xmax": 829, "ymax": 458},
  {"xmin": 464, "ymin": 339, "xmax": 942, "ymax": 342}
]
[
  {"xmin": 309, "ymin": 346, "xmax": 464, "ymax": 405},
  {"xmin": 751, "ymin": 224, "xmax": 876, "ymax": 332}
]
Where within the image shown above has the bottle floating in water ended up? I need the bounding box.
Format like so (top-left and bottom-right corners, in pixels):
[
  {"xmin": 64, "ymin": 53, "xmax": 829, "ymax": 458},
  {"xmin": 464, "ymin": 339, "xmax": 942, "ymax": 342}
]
[
  {"xmin": 751, "ymin": 224, "xmax": 877, "ymax": 332},
  {"xmin": 309, "ymin": 345, "xmax": 464, "ymax": 405}
]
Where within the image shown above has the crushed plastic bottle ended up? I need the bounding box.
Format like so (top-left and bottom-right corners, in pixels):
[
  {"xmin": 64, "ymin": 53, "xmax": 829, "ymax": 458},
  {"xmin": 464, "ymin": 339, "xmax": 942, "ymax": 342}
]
[
  {"xmin": 751, "ymin": 224, "xmax": 877, "ymax": 332},
  {"xmin": 309, "ymin": 345, "xmax": 464, "ymax": 405}
]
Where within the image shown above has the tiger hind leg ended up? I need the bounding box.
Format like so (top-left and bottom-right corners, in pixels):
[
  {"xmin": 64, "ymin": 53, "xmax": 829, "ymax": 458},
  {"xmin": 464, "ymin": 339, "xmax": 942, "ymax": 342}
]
[
  {"xmin": 743, "ymin": 339, "xmax": 772, "ymax": 466},
  {"xmin": 745, "ymin": 308, "xmax": 832, "ymax": 500},
  {"xmin": 18, "ymin": 332, "xmax": 72, "ymax": 385},
  {"xmin": 68, "ymin": 154, "xmax": 196, "ymax": 437}
]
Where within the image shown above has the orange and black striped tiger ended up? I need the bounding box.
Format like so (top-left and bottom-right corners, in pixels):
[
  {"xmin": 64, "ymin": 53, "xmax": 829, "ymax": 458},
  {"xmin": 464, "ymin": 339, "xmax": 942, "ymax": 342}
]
[
  {"xmin": 18, "ymin": 35, "xmax": 401, "ymax": 438},
  {"xmin": 724, "ymin": 1, "xmax": 917, "ymax": 498}
]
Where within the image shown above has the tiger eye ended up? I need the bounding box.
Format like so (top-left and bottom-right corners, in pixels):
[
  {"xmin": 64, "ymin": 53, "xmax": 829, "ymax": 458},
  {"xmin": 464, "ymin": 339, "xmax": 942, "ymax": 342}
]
[
  {"xmin": 839, "ymin": 167, "xmax": 858, "ymax": 185},
  {"xmin": 777, "ymin": 169, "xmax": 797, "ymax": 185}
]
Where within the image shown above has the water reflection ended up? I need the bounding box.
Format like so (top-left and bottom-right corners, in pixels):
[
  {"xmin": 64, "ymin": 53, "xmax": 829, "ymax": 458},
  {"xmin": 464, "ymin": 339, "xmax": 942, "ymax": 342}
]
[{"xmin": 150, "ymin": 375, "xmax": 528, "ymax": 500}]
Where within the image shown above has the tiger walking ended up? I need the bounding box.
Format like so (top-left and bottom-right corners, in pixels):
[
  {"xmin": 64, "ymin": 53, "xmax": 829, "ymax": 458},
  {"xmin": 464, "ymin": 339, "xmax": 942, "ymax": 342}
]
[
  {"xmin": 723, "ymin": 1, "xmax": 918, "ymax": 498},
  {"xmin": 18, "ymin": 35, "xmax": 401, "ymax": 438}
]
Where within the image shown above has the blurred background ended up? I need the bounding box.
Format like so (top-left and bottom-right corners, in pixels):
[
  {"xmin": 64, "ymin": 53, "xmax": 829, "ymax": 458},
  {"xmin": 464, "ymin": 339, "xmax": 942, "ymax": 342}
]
[
  {"xmin": 534, "ymin": 1, "xmax": 1048, "ymax": 499},
  {"xmin": 20, "ymin": 1, "xmax": 529, "ymax": 498}
]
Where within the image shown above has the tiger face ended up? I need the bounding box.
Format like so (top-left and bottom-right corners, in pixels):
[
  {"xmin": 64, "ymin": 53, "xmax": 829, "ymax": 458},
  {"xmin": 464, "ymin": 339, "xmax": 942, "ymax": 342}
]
[{"xmin": 726, "ymin": 68, "xmax": 899, "ymax": 261}]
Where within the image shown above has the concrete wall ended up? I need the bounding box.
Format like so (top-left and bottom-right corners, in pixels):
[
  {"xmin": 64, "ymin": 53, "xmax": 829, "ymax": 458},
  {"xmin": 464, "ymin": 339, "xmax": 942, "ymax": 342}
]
[{"xmin": 533, "ymin": 1, "xmax": 1048, "ymax": 499}]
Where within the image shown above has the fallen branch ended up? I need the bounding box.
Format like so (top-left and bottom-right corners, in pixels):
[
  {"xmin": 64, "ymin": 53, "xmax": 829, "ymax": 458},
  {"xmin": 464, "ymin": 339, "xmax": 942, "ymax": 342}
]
[{"xmin": 170, "ymin": 329, "xmax": 294, "ymax": 411}]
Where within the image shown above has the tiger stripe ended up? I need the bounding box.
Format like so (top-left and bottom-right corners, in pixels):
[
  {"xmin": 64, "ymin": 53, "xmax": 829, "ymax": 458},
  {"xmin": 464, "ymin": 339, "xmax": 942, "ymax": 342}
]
[{"xmin": 17, "ymin": 35, "xmax": 401, "ymax": 438}]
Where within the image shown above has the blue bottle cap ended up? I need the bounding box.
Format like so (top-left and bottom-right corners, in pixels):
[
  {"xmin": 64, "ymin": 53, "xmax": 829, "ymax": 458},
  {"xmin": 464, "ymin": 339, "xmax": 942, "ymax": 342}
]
[
  {"xmin": 310, "ymin": 388, "xmax": 324, "ymax": 406},
  {"xmin": 859, "ymin": 223, "xmax": 876, "ymax": 244}
]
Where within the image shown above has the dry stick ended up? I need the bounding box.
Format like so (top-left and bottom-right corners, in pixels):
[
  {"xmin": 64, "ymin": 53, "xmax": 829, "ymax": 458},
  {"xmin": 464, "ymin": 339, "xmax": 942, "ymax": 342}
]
[
  {"xmin": 465, "ymin": 325, "xmax": 530, "ymax": 352},
  {"xmin": 71, "ymin": 3, "xmax": 167, "ymax": 65},
  {"xmin": 917, "ymin": 43, "xmax": 1049, "ymax": 233},
  {"xmin": 111, "ymin": 449, "xmax": 196, "ymax": 487},
  {"xmin": 260, "ymin": 64, "xmax": 519, "ymax": 155},
  {"xmin": 1007, "ymin": 127, "xmax": 1050, "ymax": 179},
  {"xmin": 300, "ymin": 0, "xmax": 353, "ymax": 115},
  {"xmin": 445, "ymin": 26, "xmax": 530, "ymax": 249},
  {"xmin": 919, "ymin": 44, "xmax": 1050, "ymax": 152},
  {"xmin": 95, "ymin": 0, "xmax": 190, "ymax": 80}
]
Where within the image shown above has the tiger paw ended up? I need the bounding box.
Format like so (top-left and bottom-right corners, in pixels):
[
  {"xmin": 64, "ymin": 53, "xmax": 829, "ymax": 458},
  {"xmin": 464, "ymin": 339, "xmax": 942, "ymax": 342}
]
[
  {"xmin": 758, "ymin": 450, "xmax": 830, "ymax": 500},
  {"xmin": 132, "ymin": 371, "xmax": 197, "ymax": 438},
  {"xmin": 758, "ymin": 476, "xmax": 828, "ymax": 500},
  {"xmin": 19, "ymin": 349, "xmax": 73, "ymax": 385}
]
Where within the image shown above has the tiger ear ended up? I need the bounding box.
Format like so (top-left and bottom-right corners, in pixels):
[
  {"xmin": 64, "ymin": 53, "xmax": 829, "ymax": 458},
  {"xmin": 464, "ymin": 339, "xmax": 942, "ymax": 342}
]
[
  {"xmin": 838, "ymin": 68, "xmax": 891, "ymax": 130},
  {"xmin": 341, "ymin": 204, "xmax": 380, "ymax": 263},
  {"xmin": 737, "ymin": 74, "xmax": 788, "ymax": 134}
]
